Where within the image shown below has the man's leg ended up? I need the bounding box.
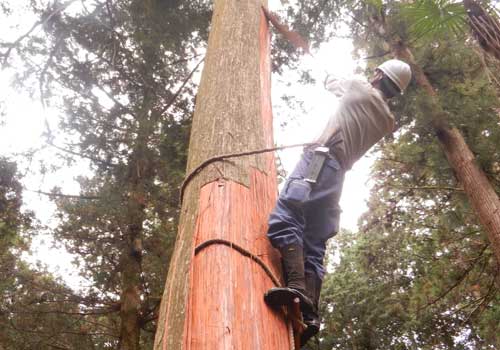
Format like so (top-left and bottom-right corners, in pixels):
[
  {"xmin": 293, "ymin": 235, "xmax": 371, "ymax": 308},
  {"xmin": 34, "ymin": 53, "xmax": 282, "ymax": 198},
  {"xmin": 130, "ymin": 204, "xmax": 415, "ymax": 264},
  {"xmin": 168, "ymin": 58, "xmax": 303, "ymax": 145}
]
[
  {"xmin": 301, "ymin": 156, "xmax": 344, "ymax": 346},
  {"xmin": 300, "ymin": 204, "xmax": 341, "ymax": 346},
  {"xmin": 265, "ymin": 151, "xmax": 314, "ymax": 312}
]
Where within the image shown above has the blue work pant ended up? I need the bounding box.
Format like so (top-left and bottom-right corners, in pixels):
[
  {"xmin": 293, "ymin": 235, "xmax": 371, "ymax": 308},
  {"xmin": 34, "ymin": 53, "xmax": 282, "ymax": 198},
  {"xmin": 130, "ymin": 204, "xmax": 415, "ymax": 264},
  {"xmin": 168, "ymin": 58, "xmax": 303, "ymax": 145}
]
[{"xmin": 267, "ymin": 150, "xmax": 345, "ymax": 280}]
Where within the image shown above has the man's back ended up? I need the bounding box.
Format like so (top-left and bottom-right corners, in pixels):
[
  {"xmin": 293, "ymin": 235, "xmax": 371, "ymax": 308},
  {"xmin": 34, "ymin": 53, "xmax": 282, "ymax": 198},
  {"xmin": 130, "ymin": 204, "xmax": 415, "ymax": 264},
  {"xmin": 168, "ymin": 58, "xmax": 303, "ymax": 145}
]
[{"xmin": 316, "ymin": 79, "xmax": 395, "ymax": 169}]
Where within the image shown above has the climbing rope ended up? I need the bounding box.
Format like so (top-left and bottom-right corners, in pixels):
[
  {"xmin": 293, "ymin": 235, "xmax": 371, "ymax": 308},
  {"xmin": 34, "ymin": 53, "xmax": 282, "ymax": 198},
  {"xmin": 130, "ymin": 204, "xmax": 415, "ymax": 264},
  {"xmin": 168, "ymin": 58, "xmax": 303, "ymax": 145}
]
[
  {"xmin": 179, "ymin": 142, "xmax": 313, "ymax": 203},
  {"xmin": 195, "ymin": 238, "xmax": 306, "ymax": 350},
  {"xmin": 186, "ymin": 144, "xmax": 315, "ymax": 349},
  {"xmin": 194, "ymin": 238, "xmax": 282, "ymax": 287}
]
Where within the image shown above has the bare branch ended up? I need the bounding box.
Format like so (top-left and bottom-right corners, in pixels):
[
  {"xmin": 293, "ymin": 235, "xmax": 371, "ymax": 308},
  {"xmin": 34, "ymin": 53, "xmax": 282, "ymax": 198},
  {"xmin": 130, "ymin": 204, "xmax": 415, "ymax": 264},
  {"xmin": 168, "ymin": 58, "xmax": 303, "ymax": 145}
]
[
  {"xmin": 419, "ymin": 244, "xmax": 490, "ymax": 310},
  {"xmin": 8, "ymin": 308, "xmax": 117, "ymax": 317},
  {"xmin": 47, "ymin": 141, "xmax": 118, "ymax": 167},
  {"xmin": 159, "ymin": 57, "xmax": 205, "ymax": 116},
  {"xmin": 386, "ymin": 183, "xmax": 464, "ymax": 192},
  {"xmin": 8, "ymin": 324, "xmax": 118, "ymax": 338},
  {"xmin": 26, "ymin": 188, "xmax": 101, "ymax": 200}
]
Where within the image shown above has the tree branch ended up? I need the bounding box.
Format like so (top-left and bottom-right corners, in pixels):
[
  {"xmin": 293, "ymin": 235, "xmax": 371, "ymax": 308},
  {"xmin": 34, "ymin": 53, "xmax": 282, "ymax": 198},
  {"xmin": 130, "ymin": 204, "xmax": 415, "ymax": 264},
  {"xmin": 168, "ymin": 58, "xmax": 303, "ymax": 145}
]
[
  {"xmin": 419, "ymin": 244, "xmax": 489, "ymax": 310},
  {"xmin": 8, "ymin": 308, "xmax": 118, "ymax": 317},
  {"xmin": 40, "ymin": 37, "xmax": 65, "ymax": 108},
  {"xmin": 26, "ymin": 188, "xmax": 101, "ymax": 200},
  {"xmin": 461, "ymin": 272, "xmax": 498, "ymax": 324},
  {"xmin": 362, "ymin": 50, "xmax": 392, "ymax": 60},
  {"xmin": 386, "ymin": 183, "xmax": 464, "ymax": 192},
  {"xmin": 159, "ymin": 57, "xmax": 205, "ymax": 116},
  {"xmin": 47, "ymin": 141, "xmax": 118, "ymax": 167},
  {"xmin": 1, "ymin": 0, "xmax": 78, "ymax": 67},
  {"xmin": 168, "ymin": 53, "xmax": 204, "ymax": 66}
]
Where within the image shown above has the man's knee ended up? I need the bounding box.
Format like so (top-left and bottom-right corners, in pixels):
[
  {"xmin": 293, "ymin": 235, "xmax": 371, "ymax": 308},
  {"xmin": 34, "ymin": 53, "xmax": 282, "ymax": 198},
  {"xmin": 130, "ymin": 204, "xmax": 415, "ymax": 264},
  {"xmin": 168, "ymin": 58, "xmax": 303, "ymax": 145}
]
[{"xmin": 267, "ymin": 198, "xmax": 306, "ymax": 247}]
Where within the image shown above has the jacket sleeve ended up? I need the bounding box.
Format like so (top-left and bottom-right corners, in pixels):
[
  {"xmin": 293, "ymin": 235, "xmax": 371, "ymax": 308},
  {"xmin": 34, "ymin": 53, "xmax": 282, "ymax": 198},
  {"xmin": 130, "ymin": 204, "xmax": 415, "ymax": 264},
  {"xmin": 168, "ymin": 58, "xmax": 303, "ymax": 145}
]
[{"xmin": 324, "ymin": 75, "xmax": 351, "ymax": 98}]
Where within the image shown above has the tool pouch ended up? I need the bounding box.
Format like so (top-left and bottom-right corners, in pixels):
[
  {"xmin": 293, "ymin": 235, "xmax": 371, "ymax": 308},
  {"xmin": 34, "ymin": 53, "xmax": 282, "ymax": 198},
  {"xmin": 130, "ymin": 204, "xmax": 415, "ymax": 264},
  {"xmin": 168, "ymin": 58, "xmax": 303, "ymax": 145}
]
[
  {"xmin": 282, "ymin": 146, "xmax": 329, "ymax": 207},
  {"xmin": 304, "ymin": 146, "xmax": 330, "ymax": 184}
]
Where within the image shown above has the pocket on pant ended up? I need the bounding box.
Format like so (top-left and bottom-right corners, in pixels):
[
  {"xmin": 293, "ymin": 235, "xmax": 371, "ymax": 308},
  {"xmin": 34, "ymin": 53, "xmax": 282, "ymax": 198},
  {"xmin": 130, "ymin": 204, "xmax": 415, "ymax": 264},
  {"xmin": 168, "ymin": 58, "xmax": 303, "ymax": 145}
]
[{"xmin": 283, "ymin": 179, "xmax": 312, "ymax": 207}]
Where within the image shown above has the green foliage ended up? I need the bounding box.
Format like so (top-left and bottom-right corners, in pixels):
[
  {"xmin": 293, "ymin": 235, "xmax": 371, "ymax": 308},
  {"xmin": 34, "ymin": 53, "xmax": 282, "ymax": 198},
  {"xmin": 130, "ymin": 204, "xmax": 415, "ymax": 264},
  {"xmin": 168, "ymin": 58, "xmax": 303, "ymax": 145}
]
[
  {"xmin": 310, "ymin": 1, "xmax": 500, "ymax": 349},
  {"xmin": 2, "ymin": 0, "xmax": 211, "ymax": 347},
  {"xmin": 0, "ymin": 158, "xmax": 31, "ymax": 246},
  {"xmin": 0, "ymin": 158, "xmax": 96, "ymax": 349},
  {"xmin": 400, "ymin": 0, "xmax": 467, "ymax": 42}
]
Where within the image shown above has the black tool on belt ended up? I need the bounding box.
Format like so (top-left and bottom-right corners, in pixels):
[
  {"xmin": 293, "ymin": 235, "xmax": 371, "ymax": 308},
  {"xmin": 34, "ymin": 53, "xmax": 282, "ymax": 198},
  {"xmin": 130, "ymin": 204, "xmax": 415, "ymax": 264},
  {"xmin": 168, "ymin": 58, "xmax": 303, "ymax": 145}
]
[{"xmin": 304, "ymin": 146, "xmax": 330, "ymax": 184}]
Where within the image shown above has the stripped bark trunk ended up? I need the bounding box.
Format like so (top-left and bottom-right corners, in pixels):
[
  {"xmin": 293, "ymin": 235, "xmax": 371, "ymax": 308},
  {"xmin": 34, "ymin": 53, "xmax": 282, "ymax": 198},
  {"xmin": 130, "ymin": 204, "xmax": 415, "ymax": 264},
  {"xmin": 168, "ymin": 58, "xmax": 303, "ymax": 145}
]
[
  {"xmin": 392, "ymin": 41, "xmax": 500, "ymax": 265},
  {"xmin": 154, "ymin": 0, "xmax": 290, "ymax": 349}
]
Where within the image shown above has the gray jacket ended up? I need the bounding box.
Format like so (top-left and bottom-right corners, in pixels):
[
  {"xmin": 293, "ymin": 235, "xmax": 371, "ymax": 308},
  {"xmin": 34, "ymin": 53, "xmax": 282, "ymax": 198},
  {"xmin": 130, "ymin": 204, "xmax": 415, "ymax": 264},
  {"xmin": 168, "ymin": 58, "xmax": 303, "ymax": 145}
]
[{"xmin": 315, "ymin": 78, "xmax": 395, "ymax": 170}]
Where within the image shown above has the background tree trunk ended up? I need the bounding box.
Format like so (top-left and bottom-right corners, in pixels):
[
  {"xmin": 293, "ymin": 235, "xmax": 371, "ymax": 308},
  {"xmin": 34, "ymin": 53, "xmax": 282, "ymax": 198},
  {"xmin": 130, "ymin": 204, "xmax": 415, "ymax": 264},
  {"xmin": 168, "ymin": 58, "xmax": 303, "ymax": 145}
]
[
  {"xmin": 393, "ymin": 43, "xmax": 500, "ymax": 266},
  {"xmin": 120, "ymin": 105, "xmax": 151, "ymax": 350},
  {"xmin": 154, "ymin": 1, "xmax": 291, "ymax": 348}
]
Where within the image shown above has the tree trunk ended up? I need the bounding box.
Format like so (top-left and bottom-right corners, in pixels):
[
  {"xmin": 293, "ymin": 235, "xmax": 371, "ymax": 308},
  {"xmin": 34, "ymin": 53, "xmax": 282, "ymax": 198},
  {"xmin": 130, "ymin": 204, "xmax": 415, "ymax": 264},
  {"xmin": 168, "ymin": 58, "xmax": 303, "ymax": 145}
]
[
  {"xmin": 119, "ymin": 101, "xmax": 153, "ymax": 349},
  {"xmin": 154, "ymin": 1, "xmax": 290, "ymax": 349},
  {"xmin": 119, "ymin": 181, "xmax": 145, "ymax": 350},
  {"xmin": 120, "ymin": 209, "xmax": 143, "ymax": 350},
  {"xmin": 393, "ymin": 42, "xmax": 500, "ymax": 265}
]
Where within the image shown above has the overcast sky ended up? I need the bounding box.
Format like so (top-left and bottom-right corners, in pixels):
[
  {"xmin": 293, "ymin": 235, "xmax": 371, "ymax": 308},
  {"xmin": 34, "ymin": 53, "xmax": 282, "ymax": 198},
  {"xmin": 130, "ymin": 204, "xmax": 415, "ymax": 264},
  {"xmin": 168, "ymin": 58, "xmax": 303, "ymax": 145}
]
[{"xmin": 0, "ymin": 1, "xmax": 374, "ymax": 290}]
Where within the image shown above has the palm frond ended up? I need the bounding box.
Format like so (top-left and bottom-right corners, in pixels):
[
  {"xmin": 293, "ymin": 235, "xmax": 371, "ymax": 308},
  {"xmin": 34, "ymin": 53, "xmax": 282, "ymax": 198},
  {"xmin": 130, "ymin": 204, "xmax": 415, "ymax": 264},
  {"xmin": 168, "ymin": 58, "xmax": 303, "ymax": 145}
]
[{"xmin": 401, "ymin": 0, "xmax": 468, "ymax": 42}]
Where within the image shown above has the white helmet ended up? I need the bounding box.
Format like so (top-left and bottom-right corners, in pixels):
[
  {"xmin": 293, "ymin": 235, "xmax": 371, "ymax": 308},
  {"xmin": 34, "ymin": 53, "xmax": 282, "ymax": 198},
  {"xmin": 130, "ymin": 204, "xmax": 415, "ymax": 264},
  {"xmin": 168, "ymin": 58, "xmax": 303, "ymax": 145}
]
[{"xmin": 377, "ymin": 59, "xmax": 412, "ymax": 92}]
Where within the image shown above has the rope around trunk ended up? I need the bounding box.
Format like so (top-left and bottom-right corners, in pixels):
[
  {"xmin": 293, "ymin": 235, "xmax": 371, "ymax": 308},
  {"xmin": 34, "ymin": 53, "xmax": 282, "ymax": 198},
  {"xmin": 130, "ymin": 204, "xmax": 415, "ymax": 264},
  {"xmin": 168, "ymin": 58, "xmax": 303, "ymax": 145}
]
[
  {"xmin": 179, "ymin": 142, "xmax": 313, "ymax": 203},
  {"xmin": 194, "ymin": 238, "xmax": 282, "ymax": 287},
  {"xmin": 195, "ymin": 239, "xmax": 305, "ymax": 349},
  {"xmin": 189, "ymin": 143, "xmax": 313, "ymax": 349}
]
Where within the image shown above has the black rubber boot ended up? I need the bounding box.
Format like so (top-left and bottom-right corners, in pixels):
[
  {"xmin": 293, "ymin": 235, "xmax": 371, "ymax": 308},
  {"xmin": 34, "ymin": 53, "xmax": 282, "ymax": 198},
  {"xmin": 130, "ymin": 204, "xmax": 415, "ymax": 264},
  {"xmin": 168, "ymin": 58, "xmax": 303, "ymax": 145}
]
[
  {"xmin": 264, "ymin": 243, "xmax": 313, "ymax": 313},
  {"xmin": 300, "ymin": 271, "xmax": 322, "ymax": 346}
]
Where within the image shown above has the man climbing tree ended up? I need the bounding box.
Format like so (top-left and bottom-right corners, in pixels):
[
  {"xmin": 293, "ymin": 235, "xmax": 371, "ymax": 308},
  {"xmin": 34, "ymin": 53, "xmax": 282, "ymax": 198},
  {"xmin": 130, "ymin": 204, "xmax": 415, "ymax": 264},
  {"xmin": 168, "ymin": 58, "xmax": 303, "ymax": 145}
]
[{"xmin": 264, "ymin": 59, "xmax": 412, "ymax": 346}]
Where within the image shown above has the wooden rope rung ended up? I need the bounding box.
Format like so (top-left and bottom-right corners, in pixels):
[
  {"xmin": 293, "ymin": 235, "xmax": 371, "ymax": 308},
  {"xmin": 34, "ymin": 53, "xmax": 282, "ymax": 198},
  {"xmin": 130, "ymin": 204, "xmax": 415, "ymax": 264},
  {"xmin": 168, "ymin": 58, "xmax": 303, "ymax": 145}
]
[
  {"xmin": 194, "ymin": 238, "xmax": 282, "ymax": 287},
  {"xmin": 180, "ymin": 142, "xmax": 313, "ymax": 203}
]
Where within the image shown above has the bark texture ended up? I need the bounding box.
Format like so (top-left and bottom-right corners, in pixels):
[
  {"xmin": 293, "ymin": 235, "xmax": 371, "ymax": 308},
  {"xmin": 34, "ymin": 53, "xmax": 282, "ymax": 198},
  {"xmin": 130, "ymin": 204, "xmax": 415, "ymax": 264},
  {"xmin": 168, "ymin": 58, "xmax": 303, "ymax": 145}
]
[
  {"xmin": 154, "ymin": 1, "xmax": 291, "ymax": 348},
  {"xmin": 435, "ymin": 127, "xmax": 500, "ymax": 264}
]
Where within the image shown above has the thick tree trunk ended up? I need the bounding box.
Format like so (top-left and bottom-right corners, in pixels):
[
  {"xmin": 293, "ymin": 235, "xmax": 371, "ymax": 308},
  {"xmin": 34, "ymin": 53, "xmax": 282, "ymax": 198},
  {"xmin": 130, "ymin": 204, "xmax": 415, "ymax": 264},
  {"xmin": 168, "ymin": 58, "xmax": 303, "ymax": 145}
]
[
  {"xmin": 394, "ymin": 43, "xmax": 500, "ymax": 265},
  {"xmin": 436, "ymin": 127, "xmax": 500, "ymax": 262},
  {"xmin": 154, "ymin": 1, "xmax": 290, "ymax": 349}
]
